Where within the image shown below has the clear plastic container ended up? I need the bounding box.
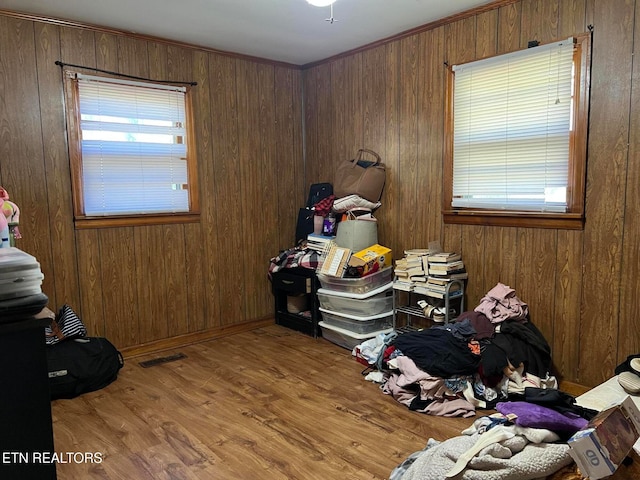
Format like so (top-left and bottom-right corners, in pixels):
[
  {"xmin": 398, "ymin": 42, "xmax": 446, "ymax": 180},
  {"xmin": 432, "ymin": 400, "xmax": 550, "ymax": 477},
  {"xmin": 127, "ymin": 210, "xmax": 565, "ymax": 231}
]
[
  {"xmin": 316, "ymin": 282, "xmax": 393, "ymax": 316},
  {"xmin": 319, "ymin": 321, "xmax": 393, "ymax": 350},
  {"xmin": 319, "ymin": 308, "xmax": 393, "ymax": 334},
  {"xmin": 0, "ymin": 247, "xmax": 44, "ymax": 300},
  {"xmin": 317, "ymin": 266, "xmax": 393, "ymax": 295}
]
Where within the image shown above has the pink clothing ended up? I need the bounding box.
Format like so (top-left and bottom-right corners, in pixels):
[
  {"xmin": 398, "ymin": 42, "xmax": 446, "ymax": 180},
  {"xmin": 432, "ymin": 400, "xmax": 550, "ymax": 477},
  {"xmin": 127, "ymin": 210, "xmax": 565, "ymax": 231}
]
[
  {"xmin": 474, "ymin": 283, "xmax": 529, "ymax": 323},
  {"xmin": 382, "ymin": 355, "xmax": 476, "ymax": 418}
]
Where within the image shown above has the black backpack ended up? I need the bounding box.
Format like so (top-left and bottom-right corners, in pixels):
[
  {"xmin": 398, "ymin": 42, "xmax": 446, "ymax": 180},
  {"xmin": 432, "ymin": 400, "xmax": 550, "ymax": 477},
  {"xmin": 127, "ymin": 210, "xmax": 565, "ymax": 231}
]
[{"xmin": 46, "ymin": 337, "xmax": 124, "ymax": 400}]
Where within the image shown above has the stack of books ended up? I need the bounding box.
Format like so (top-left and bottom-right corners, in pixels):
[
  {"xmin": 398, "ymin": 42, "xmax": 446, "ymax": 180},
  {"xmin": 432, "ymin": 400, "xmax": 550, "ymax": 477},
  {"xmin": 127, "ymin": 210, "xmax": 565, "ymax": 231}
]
[
  {"xmin": 393, "ymin": 248, "xmax": 432, "ymax": 291},
  {"xmin": 306, "ymin": 233, "xmax": 335, "ymax": 254},
  {"xmin": 423, "ymin": 251, "xmax": 467, "ymax": 298}
]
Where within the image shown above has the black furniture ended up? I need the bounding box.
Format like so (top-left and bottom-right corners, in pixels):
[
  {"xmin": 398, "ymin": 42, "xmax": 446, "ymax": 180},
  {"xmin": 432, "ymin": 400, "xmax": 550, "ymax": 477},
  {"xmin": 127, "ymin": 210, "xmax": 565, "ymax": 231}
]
[
  {"xmin": 0, "ymin": 315, "xmax": 57, "ymax": 480},
  {"xmin": 271, "ymin": 267, "xmax": 321, "ymax": 337}
]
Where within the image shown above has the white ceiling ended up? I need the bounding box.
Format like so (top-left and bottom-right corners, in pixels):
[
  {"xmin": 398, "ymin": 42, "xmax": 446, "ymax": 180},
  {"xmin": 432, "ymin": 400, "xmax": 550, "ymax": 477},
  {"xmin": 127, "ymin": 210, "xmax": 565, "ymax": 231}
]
[{"xmin": 0, "ymin": 0, "xmax": 495, "ymax": 65}]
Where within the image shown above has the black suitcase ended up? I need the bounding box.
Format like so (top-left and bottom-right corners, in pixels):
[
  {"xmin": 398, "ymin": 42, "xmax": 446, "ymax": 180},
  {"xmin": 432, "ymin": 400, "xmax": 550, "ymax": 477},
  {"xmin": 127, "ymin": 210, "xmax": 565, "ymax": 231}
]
[
  {"xmin": 295, "ymin": 183, "xmax": 333, "ymax": 245},
  {"xmin": 46, "ymin": 337, "xmax": 124, "ymax": 399}
]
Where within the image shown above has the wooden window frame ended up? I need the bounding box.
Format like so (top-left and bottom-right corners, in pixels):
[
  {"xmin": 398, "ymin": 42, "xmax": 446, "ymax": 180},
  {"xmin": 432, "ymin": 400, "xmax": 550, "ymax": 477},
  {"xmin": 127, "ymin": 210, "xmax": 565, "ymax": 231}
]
[
  {"xmin": 443, "ymin": 33, "xmax": 591, "ymax": 230},
  {"xmin": 63, "ymin": 70, "xmax": 200, "ymax": 229}
]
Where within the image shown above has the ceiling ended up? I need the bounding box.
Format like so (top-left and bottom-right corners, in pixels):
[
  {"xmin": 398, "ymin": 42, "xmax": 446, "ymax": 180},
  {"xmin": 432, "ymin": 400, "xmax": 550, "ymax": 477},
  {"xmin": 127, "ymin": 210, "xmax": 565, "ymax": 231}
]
[{"xmin": 0, "ymin": 0, "xmax": 495, "ymax": 65}]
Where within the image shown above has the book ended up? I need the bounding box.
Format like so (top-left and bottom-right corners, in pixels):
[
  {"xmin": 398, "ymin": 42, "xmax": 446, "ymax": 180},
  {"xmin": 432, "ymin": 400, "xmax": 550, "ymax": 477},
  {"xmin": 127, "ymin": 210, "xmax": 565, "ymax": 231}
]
[
  {"xmin": 424, "ymin": 281, "xmax": 461, "ymax": 294},
  {"xmin": 427, "ymin": 252, "xmax": 461, "ymax": 263},
  {"xmin": 306, "ymin": 234, "xmax": 336, "ymax": 253},
  {"xmin": 424, "ymin": 288, "xmax": 464, "ymax": 299},
  {"xmin": 447, "ymin": 271, "xmax": 469, "ymax": 281},
  {"xmin": 393, "ymin": 279, "xmax": 414, "ymax": 291},
  {"xmin": 428, "ymin": 262, "xmax": 465, "ymax": 274},
  {"xmin": 319, "ymin": 245, "xmax": 351, "ymax": 277},
  {"xmin": 427, "ymin": 268, "xmax": 468, "ymax": 279}
]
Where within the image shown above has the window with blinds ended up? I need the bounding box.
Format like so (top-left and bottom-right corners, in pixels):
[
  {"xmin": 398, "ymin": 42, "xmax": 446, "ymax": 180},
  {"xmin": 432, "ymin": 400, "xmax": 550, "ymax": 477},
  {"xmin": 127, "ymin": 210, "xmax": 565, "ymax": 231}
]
[
  {"xmin": 444, "ymin": 34, "xmax": 590, "ymax": 229},
  {"xmin": 64, "ymin": 72, "xmax": 199, "ymax": 227}
]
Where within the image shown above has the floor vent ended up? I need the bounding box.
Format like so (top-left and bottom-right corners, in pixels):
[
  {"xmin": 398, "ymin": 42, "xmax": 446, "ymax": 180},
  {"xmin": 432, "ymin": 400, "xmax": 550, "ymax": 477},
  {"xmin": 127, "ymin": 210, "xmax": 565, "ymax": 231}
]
[{"xmin": 139, "ymin": 352, "xmax": 187, "ymax": 368}]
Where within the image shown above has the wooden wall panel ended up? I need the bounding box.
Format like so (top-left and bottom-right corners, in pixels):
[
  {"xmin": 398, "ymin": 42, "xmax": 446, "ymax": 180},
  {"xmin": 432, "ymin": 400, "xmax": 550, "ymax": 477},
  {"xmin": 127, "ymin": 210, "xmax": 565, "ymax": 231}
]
[
  {"xmin": 362, "ymin": 46, "xmax": 386, "ymax": 157},
  {"xmin": 579, "ymin": 0, "xmax": 633, "ymax": 386},
  {"xmin": 75, "ymin": 230, "xmax": 105, "ymax": 336},
  {"xmin": 315, "ymin": 63, "xmax": 334, "ymax": 182},
  {"xmin": 256, "ymin": 63, "xmax": 278, "ymax": 318},
  {"xmin": 100, "ymin": 227, "xmax": 139, "ymax": 347},
  {"xmin": 330, "ymin": 58, "xmax": 347, "ymax": 178},
  {"xmin": 303, "ymin": 68, "xmax": 320, "ymax": 187},
  {"xmin": 275, "ymin": 67, "xmax": 304, "ymax": 250},
  {"xmin": 552, "ymin": 230, "xmax": 583, "ymax": 383},
  {"xmin": 420, "ymin": 28, "xmax": 446, "ymax": 246},
  {"xmin": 134, "ymin": 226, "xmax": 169, "ymax": 343},
  {"xmin": 559, "ymin": 0, "xmax": 587, "ymax": 35},
  {"xmin": 346, "ymin": 53, "xmax": 364, "ymax": 154},
  {"xmin": 380, "ymin": 43, "xmax": 400, "ymax": 251},
  {"xmin": 34, "ymin": 23, "xmax": 81, "ymax": 311},
  {"xmin": 520, "ymin": 0, "xmax": 559, "ymax": 44},
  {"xmin": 208, "ymin": 53, "xmax": 243, "ymax": 327},
  {"xmin": 236, "ymin": 60, "xmax": 266, "ymax": 320},
  {"xmin": 617, "ymin": 0, "xmax": 640, "ymax": 365},
  {"xmin": 183, "ymin": 50, "xmax": 209, "ymax": 333},
  {"xmin": 0, "ymin": 17, "xmax": 54, "ymax": 298},
  {"xmin": 396, "ymin": 35, "xmax": 420, "ymax": 253},
  {"xmin": 515, "ymin": 229, "xmax": 558, "ymax": 345},
  {"xmin": 498, "ymin": 2, "xmax": 522, "ymax": 53}
]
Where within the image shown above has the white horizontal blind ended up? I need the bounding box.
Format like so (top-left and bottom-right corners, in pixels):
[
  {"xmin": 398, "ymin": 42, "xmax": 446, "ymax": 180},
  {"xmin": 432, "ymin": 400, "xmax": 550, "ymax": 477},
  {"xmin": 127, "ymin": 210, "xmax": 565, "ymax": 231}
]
[
  {"xmin": 76, "ymin": 74, "xmax": 189, "ymax": 216},
  {"xmin": 451, "ymin": 39, "xmax": 574, "ymax": 212}
]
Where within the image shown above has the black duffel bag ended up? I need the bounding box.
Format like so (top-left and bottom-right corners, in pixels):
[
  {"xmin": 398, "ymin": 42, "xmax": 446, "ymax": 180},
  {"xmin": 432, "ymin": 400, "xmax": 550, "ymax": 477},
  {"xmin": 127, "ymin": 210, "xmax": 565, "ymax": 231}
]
[{"xmin": 46, "ymin": 337, "xmax": 124, "ymax": 400}]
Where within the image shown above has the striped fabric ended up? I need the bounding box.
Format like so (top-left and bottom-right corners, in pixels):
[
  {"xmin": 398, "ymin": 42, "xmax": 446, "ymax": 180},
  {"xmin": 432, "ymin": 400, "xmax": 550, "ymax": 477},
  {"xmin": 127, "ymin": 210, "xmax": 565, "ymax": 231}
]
[{"xmin": 45, "ymin": 304, "xmax": 87, "ymax": 345}]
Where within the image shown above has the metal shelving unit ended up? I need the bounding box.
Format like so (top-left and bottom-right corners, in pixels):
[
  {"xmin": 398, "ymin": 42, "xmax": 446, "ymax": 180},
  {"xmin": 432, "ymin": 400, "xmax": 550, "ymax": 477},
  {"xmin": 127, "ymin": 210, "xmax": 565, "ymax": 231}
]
[{"xmin": 392, "ymin": 279, "xmax": 464, "ymax": 329}]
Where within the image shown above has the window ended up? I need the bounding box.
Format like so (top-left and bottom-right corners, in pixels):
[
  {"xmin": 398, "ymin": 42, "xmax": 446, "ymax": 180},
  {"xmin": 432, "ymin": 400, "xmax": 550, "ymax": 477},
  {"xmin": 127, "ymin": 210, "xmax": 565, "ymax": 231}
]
[
  {"xmin": 63, "ymin": 72, "xmax": 199, "ymax": 228},
  {"xmin": 444, "ymin": 34, "xmax": 591, "ymax": 229}
]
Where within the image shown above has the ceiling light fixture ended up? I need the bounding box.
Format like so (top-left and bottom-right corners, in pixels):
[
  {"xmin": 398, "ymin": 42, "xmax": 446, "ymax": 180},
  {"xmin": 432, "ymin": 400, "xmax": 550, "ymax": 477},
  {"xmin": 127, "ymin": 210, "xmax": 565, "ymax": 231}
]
[{"xmin": 306, "ymin": 0, "xmax": 337, "ymax": 6}]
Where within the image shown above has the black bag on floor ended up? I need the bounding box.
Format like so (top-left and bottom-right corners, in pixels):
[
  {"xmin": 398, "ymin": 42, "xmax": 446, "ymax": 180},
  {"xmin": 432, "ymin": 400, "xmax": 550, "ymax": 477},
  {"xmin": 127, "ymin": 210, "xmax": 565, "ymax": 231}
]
[{"xmin": 46, "ymin": 337, "xmax": 124, "ymax": 400}]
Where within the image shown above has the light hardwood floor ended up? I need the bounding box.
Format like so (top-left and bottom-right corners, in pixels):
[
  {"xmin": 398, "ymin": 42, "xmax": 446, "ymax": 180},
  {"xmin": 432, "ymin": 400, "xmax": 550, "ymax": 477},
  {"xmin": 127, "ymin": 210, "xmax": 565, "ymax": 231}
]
[{"xmin": 50, "ymin": 325, "xmax": 474, "ymax": 479}]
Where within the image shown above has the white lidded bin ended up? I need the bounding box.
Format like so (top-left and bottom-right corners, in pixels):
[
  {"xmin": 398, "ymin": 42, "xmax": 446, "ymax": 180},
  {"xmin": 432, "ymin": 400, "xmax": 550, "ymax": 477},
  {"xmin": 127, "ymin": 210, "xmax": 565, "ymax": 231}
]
[
  {"xmin": 0, "ymin": 247, "xmax": 44, "ymax": 300},
  {"xmin": 319, "ymin": 320, "xmax": 393, "ymax": 350},
  {"xmin": 319, "ymin": 307, "xmax": 393, "ymax": 334},
  {"xmin": 317, "ymin": 266, "xmax": 393, "ymax": 295},
  {"xmin": 316, "ymin": 282, "xmax": 393, "ymax": 317}
]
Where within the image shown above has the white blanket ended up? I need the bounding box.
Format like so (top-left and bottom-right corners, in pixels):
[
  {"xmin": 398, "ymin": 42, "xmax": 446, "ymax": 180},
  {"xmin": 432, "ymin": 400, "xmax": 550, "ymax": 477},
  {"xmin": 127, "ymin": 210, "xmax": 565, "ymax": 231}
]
[{"xmin": 399, "ymin": 429, "xmax": 572, "ymax": 480}]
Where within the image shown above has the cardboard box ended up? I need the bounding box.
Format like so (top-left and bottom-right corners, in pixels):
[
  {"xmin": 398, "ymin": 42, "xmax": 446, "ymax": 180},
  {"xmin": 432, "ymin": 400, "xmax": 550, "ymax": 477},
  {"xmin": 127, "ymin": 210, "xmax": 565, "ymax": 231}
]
[
  {"xmin": 568, "ymin": 396, "xmax": 640, "ymax": 479},
  {"xmin": 348, "ymin": 244, "xmax": 392, "ymax": 276}
]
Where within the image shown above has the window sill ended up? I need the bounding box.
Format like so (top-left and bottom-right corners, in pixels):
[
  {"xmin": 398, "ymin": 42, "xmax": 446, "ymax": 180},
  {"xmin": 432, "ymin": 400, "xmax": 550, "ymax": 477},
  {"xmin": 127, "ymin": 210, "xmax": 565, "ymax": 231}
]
[
  {"xmin": 443, "ymin": 210, "xmax": 584, "ymax": 230},
  {"xmin": 74, "ymin": 212, "xmax": 200, "ymax": 229}
]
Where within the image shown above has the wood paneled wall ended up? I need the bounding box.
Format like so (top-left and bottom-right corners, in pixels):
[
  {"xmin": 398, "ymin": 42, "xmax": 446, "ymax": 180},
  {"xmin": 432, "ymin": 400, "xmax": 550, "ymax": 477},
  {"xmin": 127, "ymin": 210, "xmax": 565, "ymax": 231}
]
[
  {"xmin": 304, "ymin": 0, "xmax": 640, "ymax": 388},
  {"xmin": 0, "ymin": 14, "xmax": 304, "ymax": 353}
]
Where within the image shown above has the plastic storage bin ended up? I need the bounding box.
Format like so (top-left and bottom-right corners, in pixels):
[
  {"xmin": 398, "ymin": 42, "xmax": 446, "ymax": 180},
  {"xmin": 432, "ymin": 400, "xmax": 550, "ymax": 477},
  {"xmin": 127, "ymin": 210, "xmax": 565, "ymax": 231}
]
[
  {"xmin": 317, "ymin": 266, "xmax": 393, "ymax": 295},
  {"xmin": 319, "ymin": 321, "xmax": 393, "ymax": 350},
  {"xmin": 0, "ymin": 247, "xmax": 44, "ymax": 300},
  {"xmin": 316, "ymin": 282, "xmax": 393, "ymax": 316},
  {"xmin": 319, "ymin": 308, "xmax": 393, "ymax": 334}
]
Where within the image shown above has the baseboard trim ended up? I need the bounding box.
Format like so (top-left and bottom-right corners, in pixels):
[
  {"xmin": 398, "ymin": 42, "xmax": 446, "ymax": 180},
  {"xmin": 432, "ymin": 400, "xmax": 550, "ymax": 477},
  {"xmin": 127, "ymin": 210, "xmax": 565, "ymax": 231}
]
[{"xmin": 120, "ymin": 317, "xmax": 275, "ymax": 359}]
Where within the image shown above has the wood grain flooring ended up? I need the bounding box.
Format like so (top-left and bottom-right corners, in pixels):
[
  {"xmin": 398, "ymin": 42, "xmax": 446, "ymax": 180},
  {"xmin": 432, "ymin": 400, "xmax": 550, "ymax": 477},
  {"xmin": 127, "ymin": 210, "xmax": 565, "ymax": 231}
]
[{"xmin": 50, "ymin": 325, "xmax": 474, "ymax": 479}]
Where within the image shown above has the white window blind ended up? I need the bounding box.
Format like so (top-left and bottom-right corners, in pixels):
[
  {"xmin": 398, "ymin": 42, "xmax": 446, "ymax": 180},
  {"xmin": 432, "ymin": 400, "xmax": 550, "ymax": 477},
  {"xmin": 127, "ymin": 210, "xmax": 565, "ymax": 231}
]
[
  {"xmin": 451, "ymin": 38, "xmax": 575, "ymax": 213},
  {"xmin": 76, "ymin": 74, "xmax": 189, "ymax": 216}
]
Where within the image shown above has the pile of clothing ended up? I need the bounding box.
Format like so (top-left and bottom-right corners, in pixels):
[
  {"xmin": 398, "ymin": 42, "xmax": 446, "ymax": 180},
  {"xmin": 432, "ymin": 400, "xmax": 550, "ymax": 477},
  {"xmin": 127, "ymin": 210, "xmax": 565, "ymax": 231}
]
[
  {"xmin": 356, "ymin": 283, "xmax": 559, "ymax": 416},
  {"xmin": 390, "ymin": 388, "xmax": 598, "ymax": 479}
]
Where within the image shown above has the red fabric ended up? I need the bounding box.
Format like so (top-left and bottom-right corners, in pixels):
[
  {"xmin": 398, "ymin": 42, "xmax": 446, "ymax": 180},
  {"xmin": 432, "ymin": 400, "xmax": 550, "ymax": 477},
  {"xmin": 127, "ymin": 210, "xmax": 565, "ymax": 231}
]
[{"xmin": 313, "ymin": 195, "xmax": 335, "ymax": 217}]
